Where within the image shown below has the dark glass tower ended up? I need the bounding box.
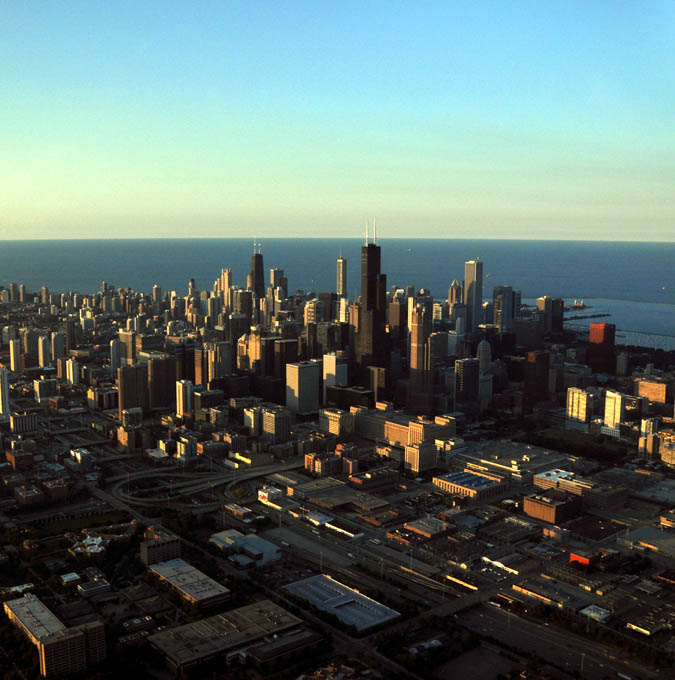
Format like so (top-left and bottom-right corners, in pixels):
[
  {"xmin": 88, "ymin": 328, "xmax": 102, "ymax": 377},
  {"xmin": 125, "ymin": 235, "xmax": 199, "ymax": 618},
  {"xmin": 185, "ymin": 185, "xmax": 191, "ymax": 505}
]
[
  {"xmin": 355, "ymin": 241, "xmax": 387, "ymax": 383},
  {"xmin": 250, "ymin": 249, "xmax": 265, "ymax": 300}
]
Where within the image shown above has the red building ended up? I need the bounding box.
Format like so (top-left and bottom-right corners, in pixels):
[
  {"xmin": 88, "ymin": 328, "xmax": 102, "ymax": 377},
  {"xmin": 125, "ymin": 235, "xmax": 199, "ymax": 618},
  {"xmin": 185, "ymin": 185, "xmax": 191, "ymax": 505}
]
[{"xmin": 588, "ymin": 323, "xmax": 616, "ymax": 374}]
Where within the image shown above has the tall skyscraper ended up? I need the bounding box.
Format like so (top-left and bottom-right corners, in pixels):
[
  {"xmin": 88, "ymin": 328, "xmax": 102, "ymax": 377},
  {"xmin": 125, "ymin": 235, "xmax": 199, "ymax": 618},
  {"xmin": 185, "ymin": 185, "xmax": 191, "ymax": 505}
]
[
  {"xmin": 38, "ymin": 336, "xmax": 51, "ymax": 368},
  {"xmin": 454, "ymin": 358, "xmax": 480, "ymax": 408},
  {"xmin": 447, "ymin": 279, "xmax": 462, "ymax": 305},
  {"xmin": 66, "ymin": 359, "xmax": 80, "ymax": 385},
  {"xmin": 9, "ymin": 339, "xmax": 21, "ymax": 372},
  {"xmin": 220, "ymin": 268, "xmax": 233, "ymax": 309},
  {"xmin": 0, "ymin": 368, "xmax": 10, "ymax": 418},
  {"xmin": 249, "ymin": 245, "xmax": 265, "ymax": 299},
  {"xmin": 117, "ymin": 364, "xmax": 149, "ymax": 418},
  {"xmin": 463, "ymin": 259, "xmax": 483, "ymax": 332},
  {"xmin": 176, "ymin": 379, "xmax": 194, "ymax": 418},
  {"xmin": 492, "ymin": 285, "xmax": 514, "ymax": 332},
  {"xmin": 588, "ymin": 323, "xmax": 616, "ymax": 374},
  {"xmin": 524, "ymin": 350, "xmax": 550, "ymax": 407},
  {"xmin": 355, "ymin": 231, "xmax": 387, "ymax": 383},
  {"xmin": 408, "ymin": 305, "xmax": 432, "ymax": 411},
  {"xmin": 337, "ymin": 254, "xmax": 347, "ymax": 298}
]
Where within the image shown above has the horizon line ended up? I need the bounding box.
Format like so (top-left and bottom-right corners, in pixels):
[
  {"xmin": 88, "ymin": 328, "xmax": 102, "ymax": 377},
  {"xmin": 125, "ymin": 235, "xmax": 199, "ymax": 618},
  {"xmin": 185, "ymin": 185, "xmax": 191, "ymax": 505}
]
[{"xmin": 0, "ymin": 236, "xmax": 673, "ymax": 245}]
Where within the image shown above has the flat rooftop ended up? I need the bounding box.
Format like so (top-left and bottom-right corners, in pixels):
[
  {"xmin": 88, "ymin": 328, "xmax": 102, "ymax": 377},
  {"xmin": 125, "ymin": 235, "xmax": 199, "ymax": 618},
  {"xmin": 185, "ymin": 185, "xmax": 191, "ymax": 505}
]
[
  {"xmin": 4, "ymin": 593, "xmax": 66, "ymax": 640},
  {"xmin": 148, "ymin": 600, "xmax": 301, "ymax": 668},
  {"xmin": 435, "ymin": 471, "xmax": 501, "ymax": 490},
  {"xmin": 283, "ymin": 574, "xmax": 399, "ymax": 631},
  {"xmin": 149, "ymin": 559, "xmax": 230, "ymax": 603}
]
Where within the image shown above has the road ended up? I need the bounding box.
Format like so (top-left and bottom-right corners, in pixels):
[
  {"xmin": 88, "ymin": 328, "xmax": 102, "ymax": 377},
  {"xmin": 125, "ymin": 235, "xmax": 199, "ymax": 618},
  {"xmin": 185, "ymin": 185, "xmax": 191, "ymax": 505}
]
[{"xmin": 461, "ymin": 604, "xmax": 659, "ymax": 680}]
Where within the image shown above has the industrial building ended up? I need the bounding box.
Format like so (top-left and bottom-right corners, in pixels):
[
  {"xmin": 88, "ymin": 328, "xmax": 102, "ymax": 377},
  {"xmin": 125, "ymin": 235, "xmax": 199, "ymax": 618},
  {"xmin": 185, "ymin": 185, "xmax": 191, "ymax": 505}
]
[
  {"xmin": 149, "ymin": 559, "xmax": 231, "ymax": 609},
  {"xmin": 283, "ymin": 575, "xmax": 399, "ymax": 631},
  {"xmin": 148, "ymin": 600, "xmax": 306, "ymax": 673},
  {"xmin": 523, "ymin": 490, "xmax": 583, "ymax": 524},
  {"xmin": 432, "ymin": 470, "xmax": 507, "ymax": 500}
]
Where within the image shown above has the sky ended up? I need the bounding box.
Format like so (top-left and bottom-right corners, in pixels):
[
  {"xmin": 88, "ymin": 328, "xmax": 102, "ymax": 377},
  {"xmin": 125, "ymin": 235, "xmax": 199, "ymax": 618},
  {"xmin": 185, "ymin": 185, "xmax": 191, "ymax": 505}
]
[{"xmin": 1, "ymin": 1, "xmax": 673, "ymax": 241}]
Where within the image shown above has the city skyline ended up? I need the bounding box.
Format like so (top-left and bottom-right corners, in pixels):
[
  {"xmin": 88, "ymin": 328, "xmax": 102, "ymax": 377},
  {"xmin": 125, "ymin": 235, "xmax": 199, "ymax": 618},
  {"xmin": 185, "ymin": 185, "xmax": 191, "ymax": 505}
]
[{"xmin": 2, "ymin": 2, "xmax": 673, "ymax": 242}]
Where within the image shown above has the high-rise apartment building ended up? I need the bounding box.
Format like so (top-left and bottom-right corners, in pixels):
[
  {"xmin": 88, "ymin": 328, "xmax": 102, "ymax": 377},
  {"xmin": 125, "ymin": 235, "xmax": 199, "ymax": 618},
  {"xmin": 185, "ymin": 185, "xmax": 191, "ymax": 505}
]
[
  {"xmin": 463, "ymin": 259, "xmax": 483, "ymax": 332},
  {"xmin": 50, "ymin": 331, "xmax": 65, "ymax": 361}
]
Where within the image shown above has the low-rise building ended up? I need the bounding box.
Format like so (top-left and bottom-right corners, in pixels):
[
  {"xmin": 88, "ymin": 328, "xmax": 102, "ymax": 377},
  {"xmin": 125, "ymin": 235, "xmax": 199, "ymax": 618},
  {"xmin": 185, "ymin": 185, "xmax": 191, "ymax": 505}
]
[{"xmin": 149, "ymin": 559, "xmax": 231, "ymax": 609}]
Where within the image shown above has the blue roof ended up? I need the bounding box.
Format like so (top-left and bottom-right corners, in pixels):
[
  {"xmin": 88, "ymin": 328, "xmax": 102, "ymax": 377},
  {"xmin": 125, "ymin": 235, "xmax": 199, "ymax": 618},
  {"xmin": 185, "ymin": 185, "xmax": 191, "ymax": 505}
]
[{"xmin": 437, "ymin": 471, "xmax": 500, "ymax": 490}]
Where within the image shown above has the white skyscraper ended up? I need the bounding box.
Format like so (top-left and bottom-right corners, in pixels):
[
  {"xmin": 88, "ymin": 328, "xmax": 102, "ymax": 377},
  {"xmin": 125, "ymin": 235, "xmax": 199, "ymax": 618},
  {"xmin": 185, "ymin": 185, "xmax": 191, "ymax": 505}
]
[
  {"xmin": 0, "ymin": 368, "xmax": 10, "ymax": 418},
  {"xmin": 463, "ymin": 259, "xmax": 483, "ymax": 332},
  {"xmin": 176, "ymin": 379, "xmax": 194, "ymax": 418}
]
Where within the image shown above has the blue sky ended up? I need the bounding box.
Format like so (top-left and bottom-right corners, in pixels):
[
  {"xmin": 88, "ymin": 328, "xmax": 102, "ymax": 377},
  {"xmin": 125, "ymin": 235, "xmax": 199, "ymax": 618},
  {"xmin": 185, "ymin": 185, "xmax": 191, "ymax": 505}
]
[{"xmin": 1, "ymin": 1, "xmax": 673, "ymax": 240}]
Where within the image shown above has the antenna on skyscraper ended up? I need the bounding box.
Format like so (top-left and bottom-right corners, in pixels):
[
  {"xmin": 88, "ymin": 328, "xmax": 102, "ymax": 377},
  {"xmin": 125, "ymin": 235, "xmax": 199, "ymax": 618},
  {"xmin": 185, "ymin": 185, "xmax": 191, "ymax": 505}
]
[
  {"xmin": 365, "ymin": 219, "xmax": 369, "ymax": 245},
  {"xmin": 373, "ymin": 217, "xmax": 377, "ymax": 244}
]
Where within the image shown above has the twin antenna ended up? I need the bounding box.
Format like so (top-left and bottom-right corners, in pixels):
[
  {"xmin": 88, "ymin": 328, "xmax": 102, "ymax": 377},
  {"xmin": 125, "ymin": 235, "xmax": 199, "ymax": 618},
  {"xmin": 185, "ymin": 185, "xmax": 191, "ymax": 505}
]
[
  {"xmin": 252, "ymin": 239, "xmax": 262, "ymax": 254},
  {"xmin": 364, "ymin": 217, "xmax": 377, "ymax": 245}
]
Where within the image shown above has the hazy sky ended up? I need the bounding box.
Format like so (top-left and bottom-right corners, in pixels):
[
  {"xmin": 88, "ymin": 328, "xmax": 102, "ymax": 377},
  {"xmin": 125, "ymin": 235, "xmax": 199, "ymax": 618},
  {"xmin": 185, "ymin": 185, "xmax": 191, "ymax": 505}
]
[{"xmin": 1, "ymin": 2, "xmax": 673, "ymax": 241}]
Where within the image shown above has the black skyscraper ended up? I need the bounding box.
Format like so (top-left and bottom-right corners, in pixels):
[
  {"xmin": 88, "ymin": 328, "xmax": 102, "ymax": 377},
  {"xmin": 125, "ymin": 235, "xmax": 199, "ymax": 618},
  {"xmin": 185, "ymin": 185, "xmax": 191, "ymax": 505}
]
[
  {"xmin": 355, "ymin": 240, "xmax": 387, "ymax": 383},
  {"xmin": 250, "ymin": 249, "xmax": 265, "ymax": 300}
]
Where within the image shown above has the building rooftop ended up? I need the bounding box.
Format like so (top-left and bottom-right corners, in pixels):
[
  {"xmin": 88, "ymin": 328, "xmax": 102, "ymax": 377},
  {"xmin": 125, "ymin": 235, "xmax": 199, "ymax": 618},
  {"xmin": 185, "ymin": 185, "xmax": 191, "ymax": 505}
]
[
  {"xmin": 149, "ymin": 559, "xmax": 230, "ymax": 603},
  {"xmin": 283, "ymin": 574, "xmax": 399, "ymax": 631},
  {"xmin": 3, "ymin": 593, "xmax": 66, "ymax": 640},
  {"xmin": 148, "ymin": 600, "xmax": 301, "ymax": 668},
  {"xmin": 435, "ymin": 471, "xmax": 502, "ymax": 490}
]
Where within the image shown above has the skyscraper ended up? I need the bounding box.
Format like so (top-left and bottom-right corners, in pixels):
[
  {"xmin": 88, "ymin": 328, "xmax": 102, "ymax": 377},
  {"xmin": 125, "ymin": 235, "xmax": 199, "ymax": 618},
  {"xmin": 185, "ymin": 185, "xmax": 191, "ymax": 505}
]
[
  {"xmin": 492, "ymin": 285, "xmax": 514, "ymax": 332},
  {"xmin": 38, "ymin": 336, "xmax": 51, "ymax": 368},
  {"xmin": 447, "ymin": 279, "xmax": 462, "ymax": 305},
  {"xmin": 249, "ymin": 245, "xmax": 265, "ymax": 300},
  {"xmin": 355, "ymin": 232, "xmax": 387, "ymax": 383},
  {"xmin": 337, "ymin": 254, "xmax": 347, "ymax": 298},
  {"xmin": 176, "ymin": 379, "xmax": 194, "ymax": 418},
  {"xmin": 408, "ymin": 305, "xmax": 433, "ymax": 411},
  {"xmin": 9, "ymin": 339, "xmax": 21, "ymax": 372},
  {"xmin": 588, "ymin": 323, "xmax": 615, "ymax": 374},
  {"xmin": 454, "ymin": 358, "xmax": 480, "ymax": 408},
  {"xmin": 0, "ymin": 368, "xmax": 10, "ymax": 418},
  {"xmin": 463, "ymin": 259, "xmax": 483, "ymax": 332},
  {"xmin": 117, "ymin": 365, "xmax": 149, "ymax": 418}
]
